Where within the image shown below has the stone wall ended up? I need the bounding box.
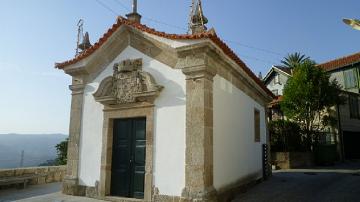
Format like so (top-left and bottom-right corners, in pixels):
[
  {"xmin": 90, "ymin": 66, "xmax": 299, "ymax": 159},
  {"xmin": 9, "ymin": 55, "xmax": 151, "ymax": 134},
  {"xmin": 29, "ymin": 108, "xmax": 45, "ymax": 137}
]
[
  {"xmin": 0, "ymin": 166, "xmax": 66, "ymax": 187},
  {"xmin": 272, "ymin": 152, "xmax": 314, "ymax": 169}
]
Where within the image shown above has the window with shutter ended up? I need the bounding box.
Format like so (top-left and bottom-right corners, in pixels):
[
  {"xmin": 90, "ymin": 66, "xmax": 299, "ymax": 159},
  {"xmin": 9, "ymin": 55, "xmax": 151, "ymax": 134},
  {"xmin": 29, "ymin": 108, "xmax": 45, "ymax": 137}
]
[
  {"xmin": 254, "ymin": 109, "xmax": 260, "ymax": 142},
  {"xmin": 344, "ymin": 69, "xmax": 358, "ymax": 89},
  {"xmin": 274, "ymin": 74, "xmax": 280, "ymax": 84},
  {"xmin": 349, "ymin": 95, "xmax": 360, "ymax": 119}
]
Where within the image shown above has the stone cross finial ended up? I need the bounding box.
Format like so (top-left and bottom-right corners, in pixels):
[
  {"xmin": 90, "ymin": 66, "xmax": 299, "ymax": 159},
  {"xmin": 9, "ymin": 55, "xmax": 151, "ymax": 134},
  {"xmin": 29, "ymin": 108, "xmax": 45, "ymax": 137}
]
[
  {"xmin": 189, "ymin": 0, "xmax": 208, "ymax": 34},
  {"xmin": 126, "ymin": 0, "xmax": 142, "ymax": 23},
  {"xmin": 132, "ymin": 0, "xmax": 138, "ymax": 13}
]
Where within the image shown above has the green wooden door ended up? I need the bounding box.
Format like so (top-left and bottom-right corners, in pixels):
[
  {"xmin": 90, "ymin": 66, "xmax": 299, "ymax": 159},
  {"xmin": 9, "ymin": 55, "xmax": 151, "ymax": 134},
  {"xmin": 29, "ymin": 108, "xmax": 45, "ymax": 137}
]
[{"xmin": 111, "ymin": 118, "xmax": 146, "ymax": 199}]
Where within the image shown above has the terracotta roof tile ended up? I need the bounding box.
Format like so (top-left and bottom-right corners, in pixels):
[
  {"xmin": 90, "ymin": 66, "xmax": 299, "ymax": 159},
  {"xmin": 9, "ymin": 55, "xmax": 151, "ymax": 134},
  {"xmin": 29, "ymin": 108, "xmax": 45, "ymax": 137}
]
[
  {"xmin": 318, "ymin": 52, "xmax": 360, "ymax": 71},
  {"xmin": 268, "ymin": 96, "xmax": 283, "ymax": 107},
  {"xmin": 55, "ymin": 16, "xmax": 273, "ymax": 98}
]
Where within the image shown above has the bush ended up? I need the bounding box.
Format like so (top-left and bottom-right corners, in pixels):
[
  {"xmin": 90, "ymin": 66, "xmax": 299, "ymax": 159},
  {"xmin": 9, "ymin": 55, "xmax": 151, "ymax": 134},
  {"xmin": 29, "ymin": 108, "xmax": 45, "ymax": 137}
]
[
  {"xmin": 55, "ymin": 138, "xmax": 68, "ymax": 165},
  {"xmin": 269, "ymin": 120, "xmax": 305, "ymax": 152}
]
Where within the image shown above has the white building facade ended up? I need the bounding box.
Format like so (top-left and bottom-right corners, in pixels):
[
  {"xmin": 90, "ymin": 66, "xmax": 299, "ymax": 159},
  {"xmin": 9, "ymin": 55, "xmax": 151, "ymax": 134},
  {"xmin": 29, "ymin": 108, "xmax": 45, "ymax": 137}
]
[{"xmin": 56, "ymin": 15, "xmax": 273, "ymax": 202}]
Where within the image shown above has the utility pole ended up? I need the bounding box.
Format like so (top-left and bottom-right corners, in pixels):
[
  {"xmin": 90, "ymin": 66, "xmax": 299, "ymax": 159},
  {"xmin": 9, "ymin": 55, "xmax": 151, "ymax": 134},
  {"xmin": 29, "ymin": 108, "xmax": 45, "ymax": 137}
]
[{"xmin": 19, "ymin": 150, "xmax": 24, "ymax": 168}]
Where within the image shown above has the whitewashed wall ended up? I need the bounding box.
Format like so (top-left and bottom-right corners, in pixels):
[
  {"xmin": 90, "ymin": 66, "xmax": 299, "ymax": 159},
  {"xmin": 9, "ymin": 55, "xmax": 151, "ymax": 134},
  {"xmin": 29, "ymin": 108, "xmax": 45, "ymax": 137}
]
[
  {"xmin": 213, "ymin": 75, "xmax": 266, "ymax": 190},
  {"xmin": 78, "ymin": 46, "xmax": 186, "ymax": 196}
]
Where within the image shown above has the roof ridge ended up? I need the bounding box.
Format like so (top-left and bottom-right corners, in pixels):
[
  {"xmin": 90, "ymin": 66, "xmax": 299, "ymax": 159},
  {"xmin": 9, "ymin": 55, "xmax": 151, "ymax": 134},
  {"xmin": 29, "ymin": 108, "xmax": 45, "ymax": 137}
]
[
  {"xmin": 318, "ymin": 51, "xmax": 360, "ymax": 71},
  {"xmin": 55, "ymin": 16, "xmax": 217, "ymax": 69},
  {"xmin": 319, "ymin": 51, "xmax": 360, "ymax": 65},
  {"xmin": 55, "ymin": 16, "xmax": 274, "ymax": 98}
]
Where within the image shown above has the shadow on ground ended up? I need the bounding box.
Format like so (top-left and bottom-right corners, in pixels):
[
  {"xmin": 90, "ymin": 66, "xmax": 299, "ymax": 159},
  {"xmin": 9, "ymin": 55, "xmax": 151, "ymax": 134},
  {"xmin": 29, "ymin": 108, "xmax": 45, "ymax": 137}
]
[{"xmin": 233, "ymin": 161, "xmax": 360, "ymax": 202}]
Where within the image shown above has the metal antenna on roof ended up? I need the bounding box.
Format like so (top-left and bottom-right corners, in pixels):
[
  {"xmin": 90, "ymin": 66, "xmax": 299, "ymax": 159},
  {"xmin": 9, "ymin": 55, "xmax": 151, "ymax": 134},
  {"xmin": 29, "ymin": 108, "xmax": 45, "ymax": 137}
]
[
  {"xmin": 75, "ymin": 19, "xmax": 92, "ymax": 56},
  {"xmin": 76, "ymin": 19, "xmax": 84, "ymax": 56}
]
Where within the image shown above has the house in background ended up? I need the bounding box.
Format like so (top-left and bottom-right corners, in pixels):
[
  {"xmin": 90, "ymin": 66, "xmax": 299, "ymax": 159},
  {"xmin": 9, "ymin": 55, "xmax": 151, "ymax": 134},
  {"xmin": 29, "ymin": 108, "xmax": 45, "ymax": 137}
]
[
  {"xmin": 319, "ymin": 52, "xmax": 360, "ymax": 160},
  {"xmin": 55, "ymin": 1, "xmax": 273, "ymax": 201},
  {"xmin": 263, "ymin": 66, "xmax": 292, "ymax": 120},
  {"xmin": 263, "ymin": 66, "xmax": 292, "ymax": 97},
  {"xmin": 263, "ymin": 52, "xmax": 360, "ymax": 160}
]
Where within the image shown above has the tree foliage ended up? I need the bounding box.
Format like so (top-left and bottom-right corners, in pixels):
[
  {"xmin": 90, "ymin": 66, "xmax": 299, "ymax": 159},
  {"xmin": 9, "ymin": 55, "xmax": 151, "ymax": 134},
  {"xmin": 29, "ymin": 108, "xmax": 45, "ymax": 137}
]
[
  {"xmin": 281, "ymin": 52, "xmax": 309, "ymax": 68},
  {"xmin": 55, "ymin": 138, "xmax": 68, "ymax": 165},
  {"xmin": 281, "ymin": 58, "xmax": 345, "ymax": 150}
]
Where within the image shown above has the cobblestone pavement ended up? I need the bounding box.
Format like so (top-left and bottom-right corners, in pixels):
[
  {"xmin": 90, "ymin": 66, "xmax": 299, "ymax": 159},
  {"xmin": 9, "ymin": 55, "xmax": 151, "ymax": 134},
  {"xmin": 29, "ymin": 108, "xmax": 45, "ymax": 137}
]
[{"xmin": 233, "ymin": 161, "xmax": 360, "ymax": 202}]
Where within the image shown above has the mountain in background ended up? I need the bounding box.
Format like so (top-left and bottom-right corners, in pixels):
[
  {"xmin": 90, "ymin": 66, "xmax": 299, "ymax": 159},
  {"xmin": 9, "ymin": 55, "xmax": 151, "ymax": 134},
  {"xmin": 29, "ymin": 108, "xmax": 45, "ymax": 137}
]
[{"xmin": 0, "ymin": 134, "xmax": 67, "ymax": 169}]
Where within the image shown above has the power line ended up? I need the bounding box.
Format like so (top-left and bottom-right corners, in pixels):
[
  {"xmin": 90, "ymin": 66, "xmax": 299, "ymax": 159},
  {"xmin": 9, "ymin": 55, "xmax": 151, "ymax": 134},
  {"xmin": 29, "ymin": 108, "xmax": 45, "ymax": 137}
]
[
  {"xmin": 239, "ymin": 54, "xmax": 278, "ymax": 65},
  {"xmin": 224, "ymin": 39, "xmax": 284, "ymax": 56},
  {"xmin": 94, "ymin": 0, "xmax": 119, "ymax": 16},
  {"xmin": 112, "ymin": 0, "xmax": 131, "ymax": 12},
  {"xmin": 93, "ymin": 0, "xmax": 281, "ymax": 65},
  {"xmin": 143, "ymin": 17, "xmax": 187, "ymax": 31},
  {"xmin": 112, "ymin": 0, "xmax": 187, "ymax": 31}
]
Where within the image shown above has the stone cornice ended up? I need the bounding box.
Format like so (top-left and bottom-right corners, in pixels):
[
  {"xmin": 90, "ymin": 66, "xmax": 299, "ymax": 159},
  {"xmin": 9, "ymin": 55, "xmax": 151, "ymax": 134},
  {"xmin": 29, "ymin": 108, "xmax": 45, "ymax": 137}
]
[
  {"xmin": 182, "ymin": 65, "xmax": 216, "ymax": 81},
  {"xmin": 176, "ymin": 41, "xmax": 272, "ymax": 105}
]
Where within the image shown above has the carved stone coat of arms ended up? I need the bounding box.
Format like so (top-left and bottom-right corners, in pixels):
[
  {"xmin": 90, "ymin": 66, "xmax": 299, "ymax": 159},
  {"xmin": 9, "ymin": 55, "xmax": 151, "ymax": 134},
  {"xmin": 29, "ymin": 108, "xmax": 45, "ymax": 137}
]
[{"xmin": 93, "ymin": 58, "xmax": 163, "ymax": 105}]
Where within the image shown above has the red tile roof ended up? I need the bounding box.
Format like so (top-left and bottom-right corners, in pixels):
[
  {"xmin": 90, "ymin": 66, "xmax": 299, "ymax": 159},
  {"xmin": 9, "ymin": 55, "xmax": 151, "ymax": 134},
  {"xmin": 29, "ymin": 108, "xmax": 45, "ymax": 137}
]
[
  {"xmin": 268, "ymin": 96, "xmax": 283, "ymax": 107},
  {"xmin": 318, "ymin": 52, "xmax": 360, "ymax": 72},
  {"xmin": 55, "ymin": 16, "xmax": 274, "ymax": 98}
]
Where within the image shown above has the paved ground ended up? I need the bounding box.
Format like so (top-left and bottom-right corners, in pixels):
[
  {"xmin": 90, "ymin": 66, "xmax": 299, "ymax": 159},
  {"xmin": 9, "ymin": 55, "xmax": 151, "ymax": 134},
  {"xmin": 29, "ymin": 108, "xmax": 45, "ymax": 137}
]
[
  {"xmin": 0, "ymin": 182, "xmax": 105, "ymax": 202},
  {"xmin": 14, "ymin": 193, "xmax": 106, "ymax": 202},
  {"xmin": 234, "ymin": 161, "xmax": 360, "ymax": 202},
  {"xmin": 1, "ymin": 162, "xmax": 359, "ymax": 202},
  {"xmin": 0, "ymin": 182, "xmax": 62, "ymax": 202}
]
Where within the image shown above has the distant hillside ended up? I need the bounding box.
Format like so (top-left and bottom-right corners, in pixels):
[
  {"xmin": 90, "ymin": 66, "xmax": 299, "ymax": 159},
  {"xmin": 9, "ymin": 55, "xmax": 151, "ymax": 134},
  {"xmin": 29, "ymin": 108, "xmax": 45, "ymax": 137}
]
[{"xmin": 0, "ymin": 134, "xmax": 67, "ymax": 169}]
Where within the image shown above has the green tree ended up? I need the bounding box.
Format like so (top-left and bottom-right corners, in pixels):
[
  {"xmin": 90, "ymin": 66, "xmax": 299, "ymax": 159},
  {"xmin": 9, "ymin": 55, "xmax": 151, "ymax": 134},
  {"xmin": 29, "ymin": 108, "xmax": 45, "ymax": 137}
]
[
  {"xmin": 55, "ymin": 138, "xmax": 68, "ymax": 165},
  {"xmin": 281, "ymin": 52, "xmax": 309, "ymax": 69},
  {"xmin": 280, "ymin": 59, "xmax": 344, "ymax": 150}
]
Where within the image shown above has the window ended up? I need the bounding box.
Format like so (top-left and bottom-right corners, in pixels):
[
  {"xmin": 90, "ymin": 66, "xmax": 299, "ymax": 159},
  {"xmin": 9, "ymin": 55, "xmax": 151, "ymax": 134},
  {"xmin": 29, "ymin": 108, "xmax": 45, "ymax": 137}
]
[
  {"xmin": 349, "ymin": 95, "xmax": 360, "ymax": 119},
  {"xmin": 254, "ymin": 109, "xmax": 260, "ymax": 142},
  {"xmin": 274, "ymin": 74, "xmax": 280, "ymax": 84},
  {"xmin": 344, "ymin": 68, "xmax": 358, "ymax": 89},
  {"xmin": 272, "ymin": 89, "xmax": 279, "ymax": 96}
]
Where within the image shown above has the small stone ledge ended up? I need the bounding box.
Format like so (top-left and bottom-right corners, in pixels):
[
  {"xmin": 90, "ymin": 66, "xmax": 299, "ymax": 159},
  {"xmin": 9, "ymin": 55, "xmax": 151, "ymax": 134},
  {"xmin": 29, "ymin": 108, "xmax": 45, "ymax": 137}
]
[
  {"xmin": 271, "ymin": 152, "xmax": 314, "ymax": 169},
  {"xmin": 0, "ymin": 166, "xmax": 66, "ymax": 189}
]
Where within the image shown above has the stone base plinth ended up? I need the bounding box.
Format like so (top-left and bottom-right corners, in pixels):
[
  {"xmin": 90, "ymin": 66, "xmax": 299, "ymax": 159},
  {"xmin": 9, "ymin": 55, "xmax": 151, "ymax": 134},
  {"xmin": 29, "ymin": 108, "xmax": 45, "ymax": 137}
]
[{"xmin": 62, "ymin": 178, "xmax": 86, "ymax": 196}]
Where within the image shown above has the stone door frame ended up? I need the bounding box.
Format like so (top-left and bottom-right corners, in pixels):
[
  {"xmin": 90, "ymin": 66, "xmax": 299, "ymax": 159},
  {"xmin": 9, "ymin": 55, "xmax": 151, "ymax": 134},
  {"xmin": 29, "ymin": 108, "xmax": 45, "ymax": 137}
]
[{"xmin": 98, "ymin": 103, "xmax": 154, "ymax": 201}]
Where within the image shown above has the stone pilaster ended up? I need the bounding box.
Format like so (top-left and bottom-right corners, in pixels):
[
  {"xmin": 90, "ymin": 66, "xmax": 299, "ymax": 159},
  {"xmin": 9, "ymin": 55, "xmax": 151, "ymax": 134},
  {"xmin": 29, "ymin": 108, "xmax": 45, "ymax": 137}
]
[
  {"xmin": 181, "ymin": 55, "xmax": 217, "ymax": 201},
  {"xmin": 63, "ymin": 80, "xmax": 86, "ymax": 196}
]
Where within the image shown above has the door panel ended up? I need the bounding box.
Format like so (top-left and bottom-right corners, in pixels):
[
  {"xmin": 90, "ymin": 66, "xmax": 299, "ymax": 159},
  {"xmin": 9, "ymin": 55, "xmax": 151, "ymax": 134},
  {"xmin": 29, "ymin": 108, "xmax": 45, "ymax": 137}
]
[
  {"xmin": 111, "ymin": 118, "xmax": 146, "ymax": 199},
  {"xmin": 111, "ymin": 119, "xmax": 132, "ymax": 196},
  {"xmin": 343, "ymin": 131, "xmax": 360, "ymax": 159},
  {"xmin": 133, "ymin": 118, "xmax": 146, "ymax": 198}
]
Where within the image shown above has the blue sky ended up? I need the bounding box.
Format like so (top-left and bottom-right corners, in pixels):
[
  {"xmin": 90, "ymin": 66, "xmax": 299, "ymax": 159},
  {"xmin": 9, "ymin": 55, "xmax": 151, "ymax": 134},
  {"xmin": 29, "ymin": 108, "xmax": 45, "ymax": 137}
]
[{"xmin": 0, "ymin": 0, "xmax": 359, "ymax": 134}]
